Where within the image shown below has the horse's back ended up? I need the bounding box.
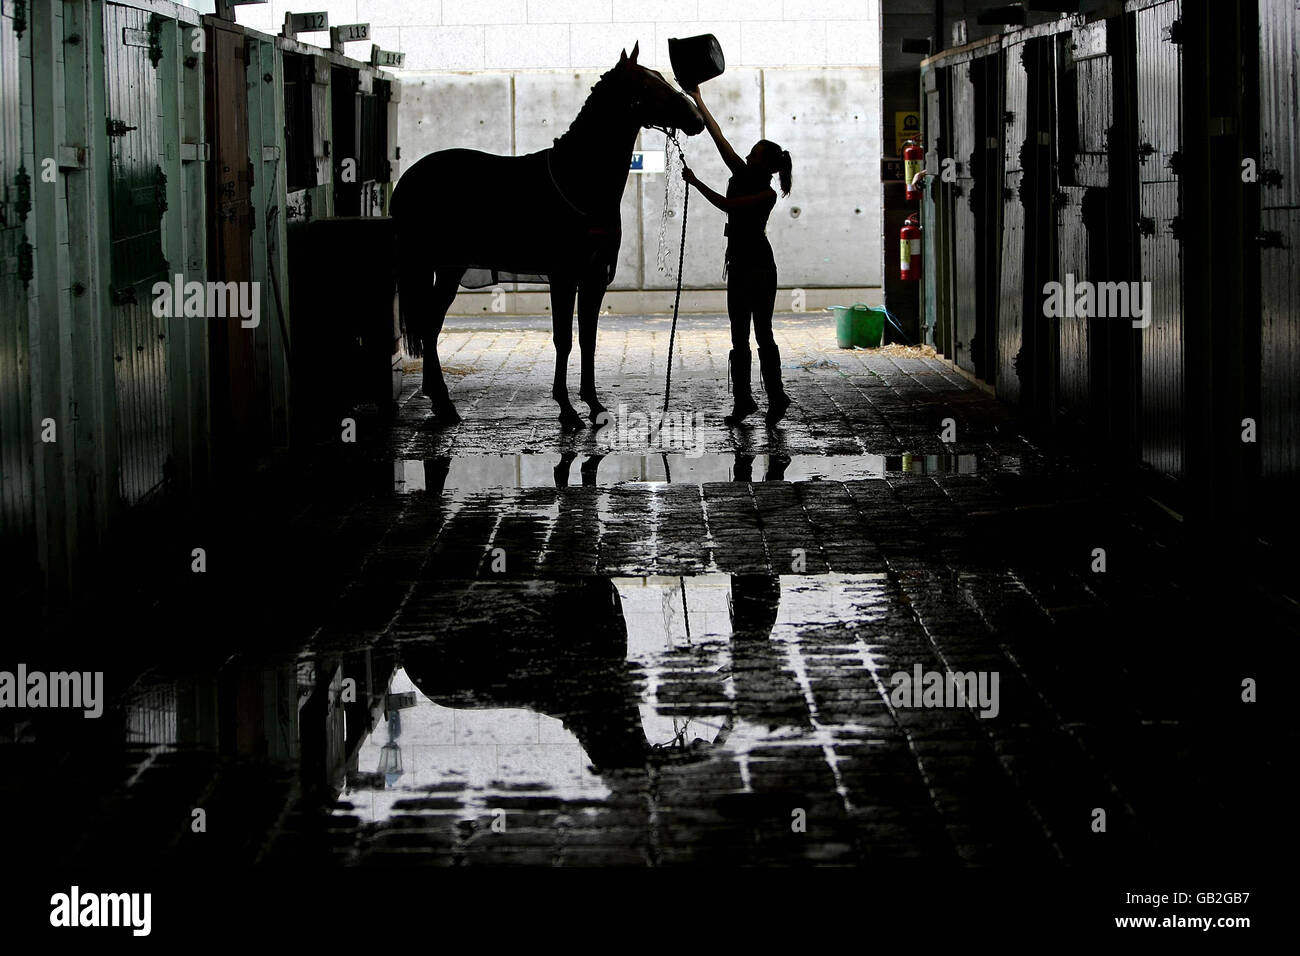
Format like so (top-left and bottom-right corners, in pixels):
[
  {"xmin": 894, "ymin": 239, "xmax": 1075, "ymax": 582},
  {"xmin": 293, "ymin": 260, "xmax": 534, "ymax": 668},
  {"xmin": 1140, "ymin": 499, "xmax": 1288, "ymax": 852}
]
[
  {"xmin": 392, "ymin": 145, "xmax": 619, "ymax": 284},
  {"xmin": 392, "ymin": 147, "xmax": 546, "ymax": 221}
]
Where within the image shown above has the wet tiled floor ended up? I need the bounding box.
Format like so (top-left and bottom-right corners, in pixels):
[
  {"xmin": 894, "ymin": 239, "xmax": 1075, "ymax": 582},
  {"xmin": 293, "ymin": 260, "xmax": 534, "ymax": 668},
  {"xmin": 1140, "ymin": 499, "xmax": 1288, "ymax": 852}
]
[{"xmin": 3, "ymin": 315, "xmax": 1292, "ymax": 870}]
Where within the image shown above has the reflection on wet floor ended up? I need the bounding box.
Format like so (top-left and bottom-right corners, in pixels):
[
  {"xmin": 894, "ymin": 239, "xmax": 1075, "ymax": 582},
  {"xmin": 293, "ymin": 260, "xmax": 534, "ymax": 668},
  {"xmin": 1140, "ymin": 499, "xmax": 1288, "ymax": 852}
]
[
  {"xmin": 394, "ymin": 451, "xmax": 979, "ymax": 492},
  {"xmin": 119, "ymin": 572, "xmax": 898, "ymax": 862},
  {"xmin": 342, "ymin": 575, "xmax": 881, "ymax": 822},
  {"xmin": 339, "ymin": 574, "xmax": 887, "ymax": 828}
]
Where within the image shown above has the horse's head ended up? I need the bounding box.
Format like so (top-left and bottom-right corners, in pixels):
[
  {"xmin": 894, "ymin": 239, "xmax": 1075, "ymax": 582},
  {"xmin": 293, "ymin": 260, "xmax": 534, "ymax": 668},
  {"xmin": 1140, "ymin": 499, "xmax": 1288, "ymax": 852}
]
[{"xmin": 617, "ymin": 43, "xmax": 705, "ymax": 136}]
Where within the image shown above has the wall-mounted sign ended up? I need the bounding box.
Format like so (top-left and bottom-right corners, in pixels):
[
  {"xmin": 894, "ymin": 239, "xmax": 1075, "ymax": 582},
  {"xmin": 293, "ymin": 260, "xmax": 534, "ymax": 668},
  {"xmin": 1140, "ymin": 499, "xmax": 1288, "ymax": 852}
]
[
  {"xmin": 334, "ymin": 23, "xmax": 370, "ymax": 42},
  {"xmin": 629, "ymin": 150, "xmax": 667, "ymax": 174},
  {"xmin": 894, "ymin": 110, "xmax": 922, "ymax": 155},
  {"xmin": 370, "ymin": 45, "xmax": 405, "ymax": 68},
  {"xmin": 287, "ymin": 12, "xmax": 329, "ymax": 34}
]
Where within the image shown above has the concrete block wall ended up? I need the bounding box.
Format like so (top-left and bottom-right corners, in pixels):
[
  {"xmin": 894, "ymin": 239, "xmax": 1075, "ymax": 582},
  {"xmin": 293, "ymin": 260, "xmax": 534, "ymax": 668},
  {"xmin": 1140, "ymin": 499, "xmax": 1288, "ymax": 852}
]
[
  {"xmin": 234, "ymin": 1, "xmax": 882, "ymax": 312},
  {"xmin": 232, "ymin": 2, "xmax": 880, "ymax": 71}
]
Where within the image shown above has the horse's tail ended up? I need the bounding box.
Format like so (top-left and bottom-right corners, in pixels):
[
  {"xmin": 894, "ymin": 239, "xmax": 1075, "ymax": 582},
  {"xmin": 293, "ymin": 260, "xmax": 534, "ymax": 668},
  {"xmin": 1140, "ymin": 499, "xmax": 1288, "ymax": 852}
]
[{"xmin": 396, "ymin": 243, "xmax": 427, "ymax": 359}]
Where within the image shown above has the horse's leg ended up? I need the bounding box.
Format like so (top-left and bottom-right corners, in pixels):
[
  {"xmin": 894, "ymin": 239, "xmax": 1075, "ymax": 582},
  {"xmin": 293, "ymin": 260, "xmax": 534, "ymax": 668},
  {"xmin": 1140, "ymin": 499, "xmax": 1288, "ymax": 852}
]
[
  {"xmin": 421, "ymin": 267, "xmax": 465, "ymax": 424},
  {"xmin": 577, "ymin": 278, "xmax": 607, "ymax": 424},
  {"xmin": 553, "ymin": 450, "xmax": 578, "ymax": 487},
  {"xmin": 551, "ymin": 277, "xmax": 583, "ymax": 430},
  {"xmin": 579, "ymin": 453, "xmax": 605, "ymax": 487}
]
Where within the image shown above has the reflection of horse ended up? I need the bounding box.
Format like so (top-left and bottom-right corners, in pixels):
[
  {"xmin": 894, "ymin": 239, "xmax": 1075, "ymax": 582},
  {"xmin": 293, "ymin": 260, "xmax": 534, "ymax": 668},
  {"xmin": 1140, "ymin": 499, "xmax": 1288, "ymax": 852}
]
[
  {"xmin": 391, "ymin": 45, "xmax": 704, "ymax": 429},
  {"xmin": 401, "ymin": 578, "xmax": 649, "ymax": 772},
  {"xmin": 398, "ymin": 573, "xmax": 804, "ymax": 775}
]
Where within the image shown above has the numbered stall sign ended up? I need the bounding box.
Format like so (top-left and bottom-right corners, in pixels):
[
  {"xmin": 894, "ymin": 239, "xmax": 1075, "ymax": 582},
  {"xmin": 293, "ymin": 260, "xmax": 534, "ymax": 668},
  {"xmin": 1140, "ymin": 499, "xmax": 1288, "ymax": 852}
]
[
  {"xmin": 370, "ymin": 46, "xmax": 406, "ymax": 68},
  {"xmin": 334, "ymin": 23, "xmax": 370, "ymax": 43},
  {"xmin": 285, "ymin": 11, "xmax": 329, "ymax": 36}
]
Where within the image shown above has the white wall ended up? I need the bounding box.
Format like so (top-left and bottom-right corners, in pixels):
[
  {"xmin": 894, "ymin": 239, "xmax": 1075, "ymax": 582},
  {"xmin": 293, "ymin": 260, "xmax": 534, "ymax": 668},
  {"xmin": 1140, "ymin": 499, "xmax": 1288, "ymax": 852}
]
[
  {"xmin": 234, "ymin": 1, "xmax": 880, "ymax": 70},
  {"xmin": 235, "ymin": 1, "xmax": 882, "ymax": 295}
]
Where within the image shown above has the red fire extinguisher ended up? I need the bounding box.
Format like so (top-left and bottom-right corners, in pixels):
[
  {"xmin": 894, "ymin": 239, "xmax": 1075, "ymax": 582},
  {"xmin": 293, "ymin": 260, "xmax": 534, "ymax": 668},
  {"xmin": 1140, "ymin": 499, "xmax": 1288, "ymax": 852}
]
[
  {"xmin": 903, "ymin": 138, "xmax": 925, "ymax": 201},
  {"xmin": 900, "ymin": 214, "xmax": 921, "ymax": 281}
]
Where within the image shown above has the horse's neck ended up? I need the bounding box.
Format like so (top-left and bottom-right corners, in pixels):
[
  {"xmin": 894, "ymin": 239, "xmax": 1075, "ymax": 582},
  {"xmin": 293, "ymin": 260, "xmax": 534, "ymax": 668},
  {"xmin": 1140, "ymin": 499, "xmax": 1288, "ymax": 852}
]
[{"xmin": 551, "ymin": 99, "xmax": 639, "ymax": 214}]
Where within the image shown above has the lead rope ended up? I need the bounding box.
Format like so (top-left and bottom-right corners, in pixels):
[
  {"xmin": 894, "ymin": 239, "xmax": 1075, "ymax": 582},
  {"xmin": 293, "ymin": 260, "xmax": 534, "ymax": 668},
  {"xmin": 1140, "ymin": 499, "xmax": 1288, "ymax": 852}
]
[{"xmin": 661, "ymin": 132, "xmax": 689, "ymax": 420}]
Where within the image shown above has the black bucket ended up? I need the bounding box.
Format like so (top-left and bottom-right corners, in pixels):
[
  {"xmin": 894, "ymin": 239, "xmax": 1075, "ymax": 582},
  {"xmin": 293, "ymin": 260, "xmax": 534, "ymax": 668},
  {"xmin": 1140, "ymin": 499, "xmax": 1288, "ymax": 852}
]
[{"xmin": 668, "ymin": 34, "xmax": 725, "ymax": 92}]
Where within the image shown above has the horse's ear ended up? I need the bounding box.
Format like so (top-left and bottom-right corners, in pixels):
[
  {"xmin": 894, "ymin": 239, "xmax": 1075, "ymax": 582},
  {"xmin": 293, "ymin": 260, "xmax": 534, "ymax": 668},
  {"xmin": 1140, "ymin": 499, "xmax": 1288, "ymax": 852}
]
[
  {"xmin": 629, "ymin": 41, "xmax": 639, "ymax": 65},
  {"xmin": 619, "ymin": 48, "xmax": 628, "ymax": 66}
]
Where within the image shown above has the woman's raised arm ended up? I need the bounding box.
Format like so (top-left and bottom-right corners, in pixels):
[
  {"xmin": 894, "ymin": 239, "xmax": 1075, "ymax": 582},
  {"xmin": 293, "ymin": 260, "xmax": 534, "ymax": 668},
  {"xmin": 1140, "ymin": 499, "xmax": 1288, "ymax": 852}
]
[{"xmin": 691, "ymin": 89, "xmax": 745, "ymax": 176}]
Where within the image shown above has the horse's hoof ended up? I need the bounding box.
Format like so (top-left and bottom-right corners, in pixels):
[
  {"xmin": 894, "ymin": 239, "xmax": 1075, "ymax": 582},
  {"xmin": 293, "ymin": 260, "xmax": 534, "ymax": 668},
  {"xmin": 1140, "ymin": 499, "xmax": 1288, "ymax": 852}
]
[
  {"xmin": 431, "ymin": 404, "xmax": 462, "ymax": 427},
  {"xmin": 559, "ymin": 408, "xmax": 584, "ymax": 430}
]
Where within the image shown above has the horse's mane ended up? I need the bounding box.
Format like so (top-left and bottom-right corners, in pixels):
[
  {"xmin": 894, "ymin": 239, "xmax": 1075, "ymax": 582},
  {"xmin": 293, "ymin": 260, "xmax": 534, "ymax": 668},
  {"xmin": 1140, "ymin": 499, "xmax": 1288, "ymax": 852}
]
[{"xmin": 551, "ymin": 67, "xmax": 624, "ymax": 153}]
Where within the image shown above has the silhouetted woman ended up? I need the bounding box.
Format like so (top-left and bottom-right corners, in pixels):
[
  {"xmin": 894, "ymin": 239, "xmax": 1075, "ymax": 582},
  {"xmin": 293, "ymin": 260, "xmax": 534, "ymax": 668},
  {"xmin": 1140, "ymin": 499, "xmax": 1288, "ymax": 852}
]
[{"xmin": 682, "ymin": 88, "xmax": 793, "ymax": 426}]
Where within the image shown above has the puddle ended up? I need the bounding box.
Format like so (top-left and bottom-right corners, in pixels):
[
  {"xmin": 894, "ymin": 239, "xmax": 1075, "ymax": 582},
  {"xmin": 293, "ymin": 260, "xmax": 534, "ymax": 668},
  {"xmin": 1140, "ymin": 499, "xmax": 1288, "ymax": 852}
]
[
  {"xmin": 119, "ymin": 573, "xmax": 896, "ymax": 831},
  {"xmin": 338, "ymin": 573, "xmax": 890, "ymax": 823},
  {"xmin": 393, "ymin": 452, "xmax": 977, "ymax": 492}
]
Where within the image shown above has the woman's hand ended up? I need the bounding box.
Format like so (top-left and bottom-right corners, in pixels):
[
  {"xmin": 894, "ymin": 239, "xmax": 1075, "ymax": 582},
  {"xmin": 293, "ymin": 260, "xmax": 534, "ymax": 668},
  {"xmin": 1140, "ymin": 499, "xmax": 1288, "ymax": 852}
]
[{"xmin": 682, "ymin": 165, "xmax": 698, "ymax": 187}]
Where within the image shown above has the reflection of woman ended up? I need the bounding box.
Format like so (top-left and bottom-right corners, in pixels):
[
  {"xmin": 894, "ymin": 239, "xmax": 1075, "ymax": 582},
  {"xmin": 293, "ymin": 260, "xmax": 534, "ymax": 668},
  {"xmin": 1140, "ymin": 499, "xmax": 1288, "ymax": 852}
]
[
  {"xmin": 682, "ymin": 88, "xmax": 793, "ymax": 427},
  {"xmin": 727, "ymin": 452, "xmax": 810, "ymax": 731}
]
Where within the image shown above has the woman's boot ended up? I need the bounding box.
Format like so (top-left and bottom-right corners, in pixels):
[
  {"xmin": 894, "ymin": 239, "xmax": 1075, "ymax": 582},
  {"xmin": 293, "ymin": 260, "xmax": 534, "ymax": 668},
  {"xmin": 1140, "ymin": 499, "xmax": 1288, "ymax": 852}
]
[
  {"xmin": 758, "ymin": 345, "xmax": 791, "ymax": 425},
  {"xmin": 725, "ymin": 349, "xmax": 759, "ymax": 424}
]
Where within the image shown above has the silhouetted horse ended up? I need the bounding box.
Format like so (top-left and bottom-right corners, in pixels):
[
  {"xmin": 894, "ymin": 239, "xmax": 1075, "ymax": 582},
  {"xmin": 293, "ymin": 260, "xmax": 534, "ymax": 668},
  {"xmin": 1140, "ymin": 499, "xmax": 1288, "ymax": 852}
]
[{"xmin": 391, "ymin": 44, "xmax": 704, "ymax": 428}]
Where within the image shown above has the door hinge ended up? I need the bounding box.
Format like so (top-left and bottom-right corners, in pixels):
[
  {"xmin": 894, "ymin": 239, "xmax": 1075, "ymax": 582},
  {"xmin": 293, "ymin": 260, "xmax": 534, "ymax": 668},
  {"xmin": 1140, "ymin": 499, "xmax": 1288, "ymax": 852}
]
[
  {"xmin": 148, "ymin": 13, "xmax": 164, "ymax": 67},
  {"xmin": 1168, "ymin": 151, "xmax": 1183, "ymax": 176},
  {"xmin": 1253, "ymin": 231, "xmax": 1284, "ymax": 249},
  {"xmin": 17, "ymin": 236, "xmax": 33, "ymax": 287},
  {"xmin": 13, "ymin": 164, "xmax": 31, "ymax": 220},
  {"xmin": 107, "ymin": 118, "xmax": 138, "ymax": 137},
  {"xmin": 154, "ymin": 166, "xmax": 168, "ymax": 215},
  {"xmin": 110, "ymin": 284, "xmax": 138, "ymax": 305},
  {"xmin": 13, "ymin": 0, "xmax": 27, "ymax": 39},
  {"xmin": 1165, "ymin": 19, "xmax": 1185, "ymax": 44}
]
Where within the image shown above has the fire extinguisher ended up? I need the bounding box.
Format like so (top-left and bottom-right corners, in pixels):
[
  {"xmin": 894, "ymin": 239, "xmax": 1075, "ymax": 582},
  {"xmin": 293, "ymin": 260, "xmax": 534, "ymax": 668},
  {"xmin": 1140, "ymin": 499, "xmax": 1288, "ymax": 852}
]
[
  {"xmin": 903, "ymin": 138, "xmax": 925, "ymax": 201},
  {"xmin": 900, "ymin": 214, "xmax": 921, "ymax": 281}
]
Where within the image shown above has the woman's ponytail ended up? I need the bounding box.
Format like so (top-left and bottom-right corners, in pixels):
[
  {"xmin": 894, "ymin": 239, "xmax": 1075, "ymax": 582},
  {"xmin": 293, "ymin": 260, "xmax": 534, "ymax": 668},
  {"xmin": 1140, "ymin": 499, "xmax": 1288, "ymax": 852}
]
[{"xmin": 777, "ymin": 149, "xmax": 792, "ymax": 196}]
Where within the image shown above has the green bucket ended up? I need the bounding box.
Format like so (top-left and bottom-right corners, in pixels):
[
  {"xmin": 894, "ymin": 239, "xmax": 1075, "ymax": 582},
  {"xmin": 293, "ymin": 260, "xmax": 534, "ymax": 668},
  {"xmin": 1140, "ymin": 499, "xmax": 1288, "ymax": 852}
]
[{"xmin": 831, "ymin": 303, "xmax": 885, "ymax": 349}]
